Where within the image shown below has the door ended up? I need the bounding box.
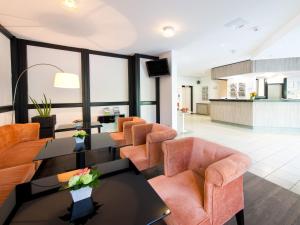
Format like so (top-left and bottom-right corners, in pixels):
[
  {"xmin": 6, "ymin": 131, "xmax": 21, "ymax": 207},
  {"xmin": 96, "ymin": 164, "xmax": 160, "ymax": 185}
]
[{"xmin": 181, "ymin": 86, "xmax": 193, "ymax": 112}]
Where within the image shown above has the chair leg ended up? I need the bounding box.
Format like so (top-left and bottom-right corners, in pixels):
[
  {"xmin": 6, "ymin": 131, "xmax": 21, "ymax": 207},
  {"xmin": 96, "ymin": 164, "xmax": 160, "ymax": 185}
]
[{"xmin": 235, "ymin": 209, "xmax": 244, "ymax": 225}]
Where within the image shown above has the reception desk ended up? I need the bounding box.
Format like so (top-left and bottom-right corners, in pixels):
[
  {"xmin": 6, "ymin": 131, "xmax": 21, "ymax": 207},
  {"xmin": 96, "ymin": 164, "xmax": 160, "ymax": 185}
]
[{"xmin": 210, "ymin": 99, "xmax": 300, "ymax": 129}]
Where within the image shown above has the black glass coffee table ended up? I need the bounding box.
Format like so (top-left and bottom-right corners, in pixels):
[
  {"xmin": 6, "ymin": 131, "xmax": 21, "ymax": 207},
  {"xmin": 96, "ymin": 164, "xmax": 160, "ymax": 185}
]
[
  {"xmin": 34, "ymin": 133, "xmax": 118, "ymax": 179},
  {"xmin": 3, "ymin": 159, "xmax": 169, "ymax": 225}
]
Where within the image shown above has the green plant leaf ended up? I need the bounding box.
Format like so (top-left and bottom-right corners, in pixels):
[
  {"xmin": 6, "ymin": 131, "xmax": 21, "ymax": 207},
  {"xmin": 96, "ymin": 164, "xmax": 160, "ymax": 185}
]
[{"xmin": 30, "ymin": 96, "xmax": 44, "ymax": 117}]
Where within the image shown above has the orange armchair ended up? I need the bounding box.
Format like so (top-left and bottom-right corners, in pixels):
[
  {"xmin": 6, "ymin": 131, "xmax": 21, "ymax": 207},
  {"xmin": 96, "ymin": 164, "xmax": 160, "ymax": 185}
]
[
  {"xmin": 148, "ymin": 137, "xmax": 251, "ymax": 225},
  {"xmin": 110, "ymin": 117, "xmax": 146, "ymax": 146},
  {"xmin": 0, "ymin": 123, "xmax": 48, "ymax": 205},
  {"xmin": 120, "ymin": 123, "xmax": 177, "ymax": 171}
]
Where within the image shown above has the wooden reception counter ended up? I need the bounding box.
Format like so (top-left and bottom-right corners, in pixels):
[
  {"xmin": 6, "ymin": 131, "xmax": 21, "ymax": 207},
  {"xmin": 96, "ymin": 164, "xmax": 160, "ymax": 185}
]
[{"xmin": 210, "ymin": 99, "xmax": 300, "ymax": 129}]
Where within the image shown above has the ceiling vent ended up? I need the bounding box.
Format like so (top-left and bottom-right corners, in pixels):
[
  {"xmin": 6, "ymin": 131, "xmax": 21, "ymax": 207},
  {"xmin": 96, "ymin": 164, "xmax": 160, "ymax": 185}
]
[{"xmin": 224, "ymin": 18, "xmax": 248, "ymax": 30}]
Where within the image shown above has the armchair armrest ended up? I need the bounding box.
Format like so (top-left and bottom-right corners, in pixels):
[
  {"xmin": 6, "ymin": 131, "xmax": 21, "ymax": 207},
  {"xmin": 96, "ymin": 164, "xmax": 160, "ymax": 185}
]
[
  {"xmin": 117, "ymin": 117, "xmax": 133, "ymax": 132},
  {"xmin": 132, "ymin": 124, "xmax": 153, "ymax": 146},
  {"xmin": 205, "ymin": 153, "xmax": 251, "ymax": 187},
  {"xmin": 162, "ymin": 138, "xmax": 194, "ymax": 177},
  {"xmin": 123, "ymin": 121, "xmax": 146, "ymax": 145},
  {"xmin": 147, "ymin": 129, "xmax": 177, "ymax": 144}
]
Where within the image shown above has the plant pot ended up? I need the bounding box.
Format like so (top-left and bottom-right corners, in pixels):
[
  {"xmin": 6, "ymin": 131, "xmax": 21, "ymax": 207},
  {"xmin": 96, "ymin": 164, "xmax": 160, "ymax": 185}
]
[
  {"xmin": 70, "ymin": 186, "xmax": 92, "ymax": 202},
  {"xmin": 74, "ymin": 137, "xmax": 85, "ymax": 144},
  {"xmin": 31, "ymin": 115, "xmax": 57, "ymax": 138},
  {"xmin": 32, "ymin": 115, "xmax": 56, "ymax": 128}
]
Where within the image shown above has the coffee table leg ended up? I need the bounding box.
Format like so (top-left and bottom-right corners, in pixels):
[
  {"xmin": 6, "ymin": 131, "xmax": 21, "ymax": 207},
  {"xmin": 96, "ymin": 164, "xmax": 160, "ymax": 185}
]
[
  {"xmin": 112, "ymin": 147, "xmax": 116, "ymax": 160},
  {"xmin": 76, "ymin": 152, "xmax": 86, "ymax": 169}
]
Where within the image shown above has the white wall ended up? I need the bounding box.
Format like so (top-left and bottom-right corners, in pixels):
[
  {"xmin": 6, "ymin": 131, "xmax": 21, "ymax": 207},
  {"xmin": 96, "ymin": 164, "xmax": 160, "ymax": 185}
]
[
  {"xmin": 287, "ymin": 74, "xmax": 300, "ymax": 99},
  {"xmin": 140, "ymin": 105, "xmax": 156, "ymax": 123},
  {"xmin": 0, "ymin": 111, "xmax": 12, "ymax": 125},
  {"xmin": 27, "ymin": 45, "xmax": 82, "ymax": 128},
  {"xmin": 177, "ymin": 74, "xmax": 221, "ymax": 113},
  {"xmin": 0, "ymin": 33, "xmax": 12, "ymax": 126},
  {"xmin": 0, "ymin": 33, "xmax": 12, "ymax": 107},
  {"xmin": 227, "ymin": 77, "xmax": 256, "ymax": 99},
  {"xmin": 140, "ymin": 58, "xmax": 156, "ymax": 101},
  {"xmin": 159, "ymin": 51, "xmax": 177, "ymax": 129},
  {"xmin": 139, "ymin": 57, "xmax": 157, "ymax": 123},
  {"xmin": 27, "ymin": 45, "xmax": 82, "ymax": 103},
  {"xmin": 89, "ymin": 54, "xmax": 128, "ymax": 102}
]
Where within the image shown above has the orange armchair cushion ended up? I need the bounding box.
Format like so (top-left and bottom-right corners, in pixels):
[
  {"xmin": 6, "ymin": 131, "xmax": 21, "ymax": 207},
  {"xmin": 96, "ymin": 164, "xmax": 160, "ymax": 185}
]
[
  {"xmin": 120, "ymin": 144, "xmax": 148, "ymax": 171},
  {"xmin": 110, "ymin": 132, "xmax": 126, "ymax": 146},
  {"xmin": 0, "ymin": 139, "xmax": 48, "ymax": 169},
  {"xmin": 0, "ymin": 163, "xmax": 36, "ymax": 205},
  {"xmin": 13, "ymin": 123, "xmax": 40, "ymax": 142},
  {"xmin": 149, "ymin": 170, "xmax": 210, "ymax": 225},
  {"xmin": 120, "ymin": 123, "xmax": 177, "ymax": 171},
  {"xmin": 132, "ymin": 124, "xmax": 153, "ymax": 146},
  {"xmin": 0, "ymin": 123, "xmax": 40, "ymax": 154},
  {"xmin": 111, "ymin": 117, "xmax": 146, "ymax": 146}
]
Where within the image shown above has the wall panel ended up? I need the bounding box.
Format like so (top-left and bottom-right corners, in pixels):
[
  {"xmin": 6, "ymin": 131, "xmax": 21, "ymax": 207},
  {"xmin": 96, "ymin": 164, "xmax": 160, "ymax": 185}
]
[
  {"xmin": 27, "ymin": 45, "xmax": 82, "ymax": 103},
  {"xmin": 140, "ymin": 105, "xmax": 156, "ymax": 123},
  {"xmin": 0, "ymin": 33, "xmax": 12, "ymax": 106},
  {"xmin": 90, "ymin": 54, "xmax": 128, "ymax": 102},
  {"xmin": 140, "ymin": 58, "xmax": 156, "ymax": 101},
  {"xmin": 0, "ymin": 112, "xmax": 12, "ymax": 125}
]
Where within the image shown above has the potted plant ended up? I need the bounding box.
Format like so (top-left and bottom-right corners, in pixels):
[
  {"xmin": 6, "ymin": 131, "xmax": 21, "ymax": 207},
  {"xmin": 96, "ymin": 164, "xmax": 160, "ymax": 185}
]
[
  {"xmin": 67, "ymin": 168, "xmax": 101, "ymax": 202},
  {"xmin": 30, "ymin": 94, "xmax": 56, "ymax": 138},
  {"xmin": 73, "ymin": 119, "xmax": 83, "ymax": 129},
  {"xmin": 73, "ymin": 130, "xmax": 88, "ymax": 144},
  {"xmin": 250, "ymin": 92, "xmax": 257, "ymax": 100}
]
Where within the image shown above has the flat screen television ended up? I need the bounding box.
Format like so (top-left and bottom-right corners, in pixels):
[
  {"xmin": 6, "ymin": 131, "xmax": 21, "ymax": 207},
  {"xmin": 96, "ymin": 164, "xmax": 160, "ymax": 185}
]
[{"xmin": 146, "ymin": 58, "xmax": 170, "ymax": 77}]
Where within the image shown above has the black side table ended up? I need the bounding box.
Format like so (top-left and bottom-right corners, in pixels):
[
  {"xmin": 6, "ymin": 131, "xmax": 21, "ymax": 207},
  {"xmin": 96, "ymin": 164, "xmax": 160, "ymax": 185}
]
[{"xmin": 56, "ymin": 122, "xmax": 102, "ymax": 134}]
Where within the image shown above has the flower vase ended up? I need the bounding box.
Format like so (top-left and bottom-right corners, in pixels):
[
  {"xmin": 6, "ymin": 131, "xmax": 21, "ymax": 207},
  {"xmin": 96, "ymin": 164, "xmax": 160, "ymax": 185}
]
[
  {"xmin": 75, "ymin": 137, "xmax": 85, "ymax": 144},
  {"xmin": 70, "ymin": 186, "xmax": 92, "ymax": 202}
]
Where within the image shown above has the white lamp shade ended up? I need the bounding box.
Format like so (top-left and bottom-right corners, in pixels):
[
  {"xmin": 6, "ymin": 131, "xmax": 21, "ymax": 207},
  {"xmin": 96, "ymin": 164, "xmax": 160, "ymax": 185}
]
[{"xmin": 54, "ymin": 72, "xmax": 80, "ymax": 88}]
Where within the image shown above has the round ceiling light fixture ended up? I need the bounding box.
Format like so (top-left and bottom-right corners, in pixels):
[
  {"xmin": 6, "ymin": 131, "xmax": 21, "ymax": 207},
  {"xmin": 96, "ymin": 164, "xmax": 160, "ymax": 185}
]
[
  {"xmin": 63, "ymin": 0, "xmax": 78, "ymax": 8},
  {"xmin": 162, "ymin": 26, "xmax": 176, "ymax": 38}
]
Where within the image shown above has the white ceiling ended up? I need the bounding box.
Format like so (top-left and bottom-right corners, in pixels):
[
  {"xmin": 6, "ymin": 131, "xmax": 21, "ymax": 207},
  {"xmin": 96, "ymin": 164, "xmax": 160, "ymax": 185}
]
[{"xmin": 1, "ymin": 0, "xmax": 300, "ymax": 77}]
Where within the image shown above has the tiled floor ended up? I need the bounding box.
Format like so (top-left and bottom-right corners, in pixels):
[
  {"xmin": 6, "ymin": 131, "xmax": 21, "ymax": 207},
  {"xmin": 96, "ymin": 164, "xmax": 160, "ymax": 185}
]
[{"xmin": 179, "ymin": 114, "xmax": 300, "ymax": 195}]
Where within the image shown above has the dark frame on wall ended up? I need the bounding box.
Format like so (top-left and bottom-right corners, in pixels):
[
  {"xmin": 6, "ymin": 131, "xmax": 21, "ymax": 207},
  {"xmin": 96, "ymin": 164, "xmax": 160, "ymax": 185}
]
[
  {"xmin": 181, "ymin": 85, "xmax": 193, "ymax": 112},
  {"xmin": 2, "ymin": 23, "xmax": 160, "ymax": 124}
]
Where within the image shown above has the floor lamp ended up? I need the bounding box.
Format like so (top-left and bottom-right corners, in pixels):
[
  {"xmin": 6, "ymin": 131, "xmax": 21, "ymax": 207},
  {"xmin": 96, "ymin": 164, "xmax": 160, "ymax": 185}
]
[{"xmin": 12, "ymin": 63, "xmax": 80, "ymax": 124}]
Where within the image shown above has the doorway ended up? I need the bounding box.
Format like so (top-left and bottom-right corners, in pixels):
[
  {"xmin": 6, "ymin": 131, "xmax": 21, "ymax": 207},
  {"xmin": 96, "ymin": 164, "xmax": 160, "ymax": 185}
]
[{"xmin": 181, "ymin": 85, "xmax": 193, "ymax": 112}]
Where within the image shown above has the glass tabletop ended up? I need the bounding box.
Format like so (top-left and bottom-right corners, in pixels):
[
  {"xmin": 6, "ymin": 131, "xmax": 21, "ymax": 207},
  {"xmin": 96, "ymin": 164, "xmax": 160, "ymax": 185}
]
[
  {"xmin": 35, "ymin": 133, "xmax": 116, "ymax": 161},
  {"xmin": 4, "ymin": 159, "xmax": 169, "ymax": 225}
]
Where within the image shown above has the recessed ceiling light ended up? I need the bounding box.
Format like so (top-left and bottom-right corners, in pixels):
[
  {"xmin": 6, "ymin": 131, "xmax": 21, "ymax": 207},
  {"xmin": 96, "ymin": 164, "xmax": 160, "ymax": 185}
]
[
  {"xmin": 162, "ymin": 26, "xmax": 176, "ymax": 38},
  {"xmin": 63, "ymin": 0, "xmax": 77, "ymax": 9}
]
